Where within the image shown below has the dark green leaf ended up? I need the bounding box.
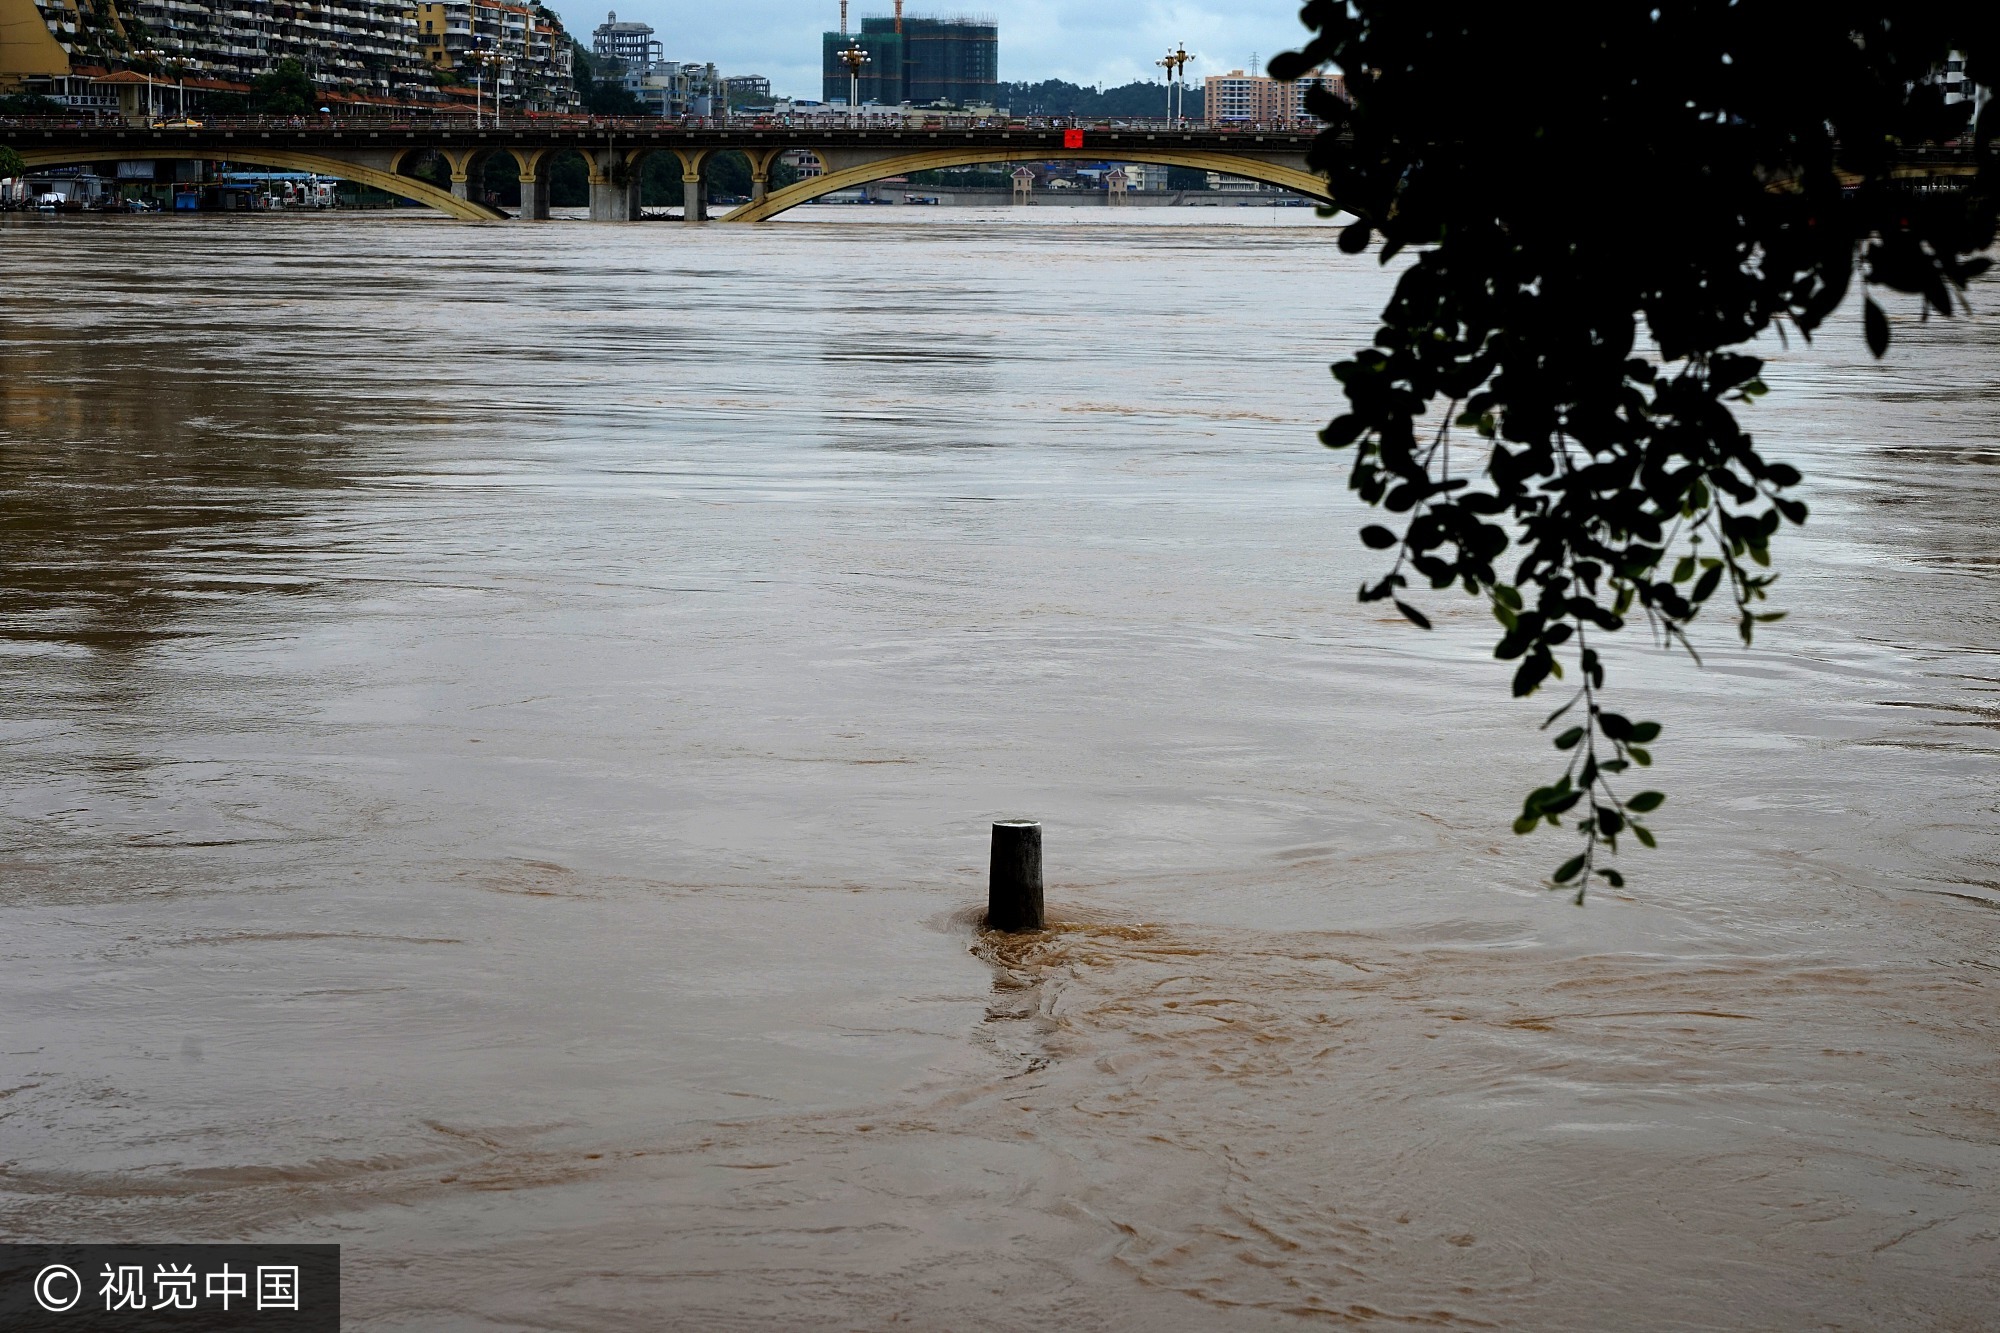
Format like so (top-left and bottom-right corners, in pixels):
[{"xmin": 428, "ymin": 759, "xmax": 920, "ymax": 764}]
[
  {"xmin": 1625, "ymin": 791, "xmax": 1665, "ymax": 812},
  {"xmin": 1511, "ymin": 655, "xmax": 1553, "ymax": 697},
  {"xmin": 1321, "ymin": 415, "xmax": 1365, "ymax": 449},
  {"xmin": 1864, "ymin": 296, "xmax": 1889, "ymax": 358},
  {"xmin": 1553, "ymin": 854, "xmax": 1586, "ymax": 884},
  {"xmin": 1394, "ymin": 600, "xmax": 1432, "ymax": 630}
]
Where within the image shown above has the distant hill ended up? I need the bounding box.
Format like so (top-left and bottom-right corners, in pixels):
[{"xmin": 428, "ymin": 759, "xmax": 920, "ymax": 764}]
[{"xmin": 999, "ymin": 79, "xmax": 1205, "ymax": 120}]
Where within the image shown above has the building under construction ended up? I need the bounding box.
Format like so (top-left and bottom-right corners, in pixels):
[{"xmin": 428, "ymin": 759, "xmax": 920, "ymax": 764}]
[{"xmin": 822, "ymin": 6, "xmax": 998, "ymax": 107}]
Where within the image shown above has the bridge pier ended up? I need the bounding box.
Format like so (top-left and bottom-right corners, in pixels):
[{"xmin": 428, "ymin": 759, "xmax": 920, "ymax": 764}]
[
  {"xmin": 674, "ymin": 148, "xmax": 708, "ymax": 224},
  {"xmin": 450, "ymin": 173, "xmax": 471, "ymax": 204},
  {"xmin": 517, "ymin": 173, "xmax": 549, "ymax": 220},
  {"xmin": 589, "ymin": 179, "xmax": 636, "ymax": 221},
  {"xmin": 587, "ymin": 149, "xmax": 636, "ymax": 222}
]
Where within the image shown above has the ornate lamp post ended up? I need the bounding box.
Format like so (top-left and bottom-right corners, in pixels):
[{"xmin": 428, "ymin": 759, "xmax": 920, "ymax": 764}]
[
  {"xmin": 466, "ymin": 46, "xmax": 513, "ymax": 128},
  {"xmin": 837, "ymin": 41, "xmax": 870, "ymax": 128},
  {"xmin": 1169, "ymin": 45, "xmax": 1190, "ymax": 126},
  {"xmin": 1155, "ymin": 50, "xmax": 1174, "ymax": 122},
  {"xmin": 466, "ymin": 48, "xmax": 488, "ymax": 128}
]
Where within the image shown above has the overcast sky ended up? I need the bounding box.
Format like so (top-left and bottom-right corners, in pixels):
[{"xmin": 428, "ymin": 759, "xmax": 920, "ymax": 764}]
[{"xmin": 565, "ymin": 1, "xmax": 1313, "ymax": 99}]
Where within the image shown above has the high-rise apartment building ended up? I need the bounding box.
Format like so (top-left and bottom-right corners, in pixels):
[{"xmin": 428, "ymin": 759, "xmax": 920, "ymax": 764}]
[
  {"xmin": 1203, "ymin": 69, "xmax": 1344, "ymax": 126},
  {"xmin": 0, "ymin": 0, "xmax": 573, "ymax": 109},
  {"xmin": 822, "ymin": 11, "xmax": 997, "ymax": 107},
  {"xmin": 414, "ymin": 0, "xmax": 575, "ymax": 109}
]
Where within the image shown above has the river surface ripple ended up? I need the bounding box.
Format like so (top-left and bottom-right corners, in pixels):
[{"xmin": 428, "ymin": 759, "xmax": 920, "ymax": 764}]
[{"xmin": 1, "ymin": 210, "xmax": 1996, "ymax": 1330}]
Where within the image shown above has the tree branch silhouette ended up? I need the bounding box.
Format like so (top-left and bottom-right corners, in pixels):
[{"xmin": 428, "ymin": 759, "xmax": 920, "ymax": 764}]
[{"xmin": 1273, "ymin": 5, "xmax": 1998, "ymax": 899}]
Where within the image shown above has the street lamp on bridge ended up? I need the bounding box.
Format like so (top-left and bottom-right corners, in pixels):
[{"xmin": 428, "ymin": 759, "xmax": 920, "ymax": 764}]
[
  {"xmin": 1165, "ymin": 45, "xmax": 1190, "ymax": 126},
  {"xmin": 837, "ymin": 41, "xmax": 870, "ymax": 128},
  {"xmin": 466, "ymin": 47, "xmax": 512, "ymax": 128}
]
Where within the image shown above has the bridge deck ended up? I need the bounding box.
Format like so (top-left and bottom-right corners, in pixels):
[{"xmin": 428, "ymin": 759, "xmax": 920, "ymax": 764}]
[{"xmin": 2, "ymin": 118, "xmax": 1321, "ymax": 156}]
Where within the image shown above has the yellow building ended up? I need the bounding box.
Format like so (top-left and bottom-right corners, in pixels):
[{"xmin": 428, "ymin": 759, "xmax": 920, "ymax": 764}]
[
  {"xmin": 0, "ymin": 0, "xmax": 142, "ymax": 102},
  {"xmin": 402, "ymin": 0, "xmax": 574, "ymax": 108},
  {"xmin": 0, "ymin": 0, "xmax": 72, "ymax": 88},
  {"xmin": 410, "ymin": 2, "xmax": 456, "ymax": 70}
]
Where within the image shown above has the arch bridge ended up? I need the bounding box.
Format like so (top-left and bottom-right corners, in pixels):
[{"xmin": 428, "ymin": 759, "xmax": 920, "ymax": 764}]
[{"xmin": 7, "ymin": 119, "xmax": 1333, "ymax": 222}]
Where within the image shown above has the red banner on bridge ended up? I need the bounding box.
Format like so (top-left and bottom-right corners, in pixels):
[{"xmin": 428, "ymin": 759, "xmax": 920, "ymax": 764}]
[{"xmin": 1063, "ymin": 129, "xmax": 1085, "ymax": 149}]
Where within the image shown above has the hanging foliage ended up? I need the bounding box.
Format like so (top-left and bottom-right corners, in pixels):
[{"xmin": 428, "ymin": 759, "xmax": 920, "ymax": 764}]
[{"xmin": 1272, "ymin": 6, "xmax": 1998, "ymax": 898}]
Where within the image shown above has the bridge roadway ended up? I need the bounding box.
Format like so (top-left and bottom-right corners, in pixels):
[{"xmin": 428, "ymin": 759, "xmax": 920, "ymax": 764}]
[{"xmin": 6, "ymin": 118, "xmax": 1333, "ymax": 223}]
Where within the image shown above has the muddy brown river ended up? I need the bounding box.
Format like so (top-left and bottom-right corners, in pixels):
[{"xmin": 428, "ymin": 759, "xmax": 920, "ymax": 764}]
[{"xmin": 1, "ymin": 209, "xmax": 1996, "ymax": 1329}]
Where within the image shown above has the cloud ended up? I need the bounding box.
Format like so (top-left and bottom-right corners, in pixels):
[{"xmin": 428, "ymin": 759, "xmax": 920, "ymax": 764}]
[{"xmin": 557, "ymin": 0, "xmax": 1312, "ymax": 100}]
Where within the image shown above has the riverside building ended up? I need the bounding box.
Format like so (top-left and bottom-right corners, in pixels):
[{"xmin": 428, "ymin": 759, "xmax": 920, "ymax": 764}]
[
  {"xmin": 0, "ymin": 0, "xmax": 575, "ymax": 111},
  {"xmin": 588, "ymin": 10, "xmax": 722, "ymax": 118},
  {"xmin": 413, "ymin": 0, "xmax": 576, "ymax": 110},
  {"xmin": 1202, "ymin": 69, "xmax": 1344, "ymax": 126},
  {"xmin": 589, "ymin": 9, "xmax": 657, "ymax": 75}
]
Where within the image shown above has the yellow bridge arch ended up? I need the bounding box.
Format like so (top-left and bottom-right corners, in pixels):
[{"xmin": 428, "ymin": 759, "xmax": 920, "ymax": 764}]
[
  {"xmin": 14, "ymin": 145, "xmax": 504, "ymax": 222},
  {"xmin": 726, "ymin": 147, "xmax": 1333, "ymax": 223}
]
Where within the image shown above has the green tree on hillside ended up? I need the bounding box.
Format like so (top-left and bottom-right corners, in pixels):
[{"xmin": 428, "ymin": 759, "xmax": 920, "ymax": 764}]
[
  {"xmin": 1272, "ymin": 6, "xmax": 1996, "ymax": 897},
  {"xmin": 571, "ymin": 40, "xmax": 647, "ymax": 116},
  {"xmin": 1000, "ymin": 79, "xmax": 1205, "ymax": 120},
  {"xmin": 251, "ymin": 58, "xmax": 315, "ymax": 115}
]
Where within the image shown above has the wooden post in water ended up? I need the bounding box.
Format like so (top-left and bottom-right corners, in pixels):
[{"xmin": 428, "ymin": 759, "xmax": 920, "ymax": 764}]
[{"xmin": 987, "ymin": 820, "xmax": 1044, "ymax": 931}]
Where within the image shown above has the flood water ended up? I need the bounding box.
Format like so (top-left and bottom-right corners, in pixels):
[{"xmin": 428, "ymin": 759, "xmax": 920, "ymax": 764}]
[{"xmin": 1, "ymin": 209, "xmax": 1996, "ymax": 1330}]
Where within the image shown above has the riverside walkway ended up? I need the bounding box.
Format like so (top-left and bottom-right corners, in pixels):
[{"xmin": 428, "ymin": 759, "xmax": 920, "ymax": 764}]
[{"xmin": 3, "ymin": 116, "xmax": 1333, "ymax": 223}]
